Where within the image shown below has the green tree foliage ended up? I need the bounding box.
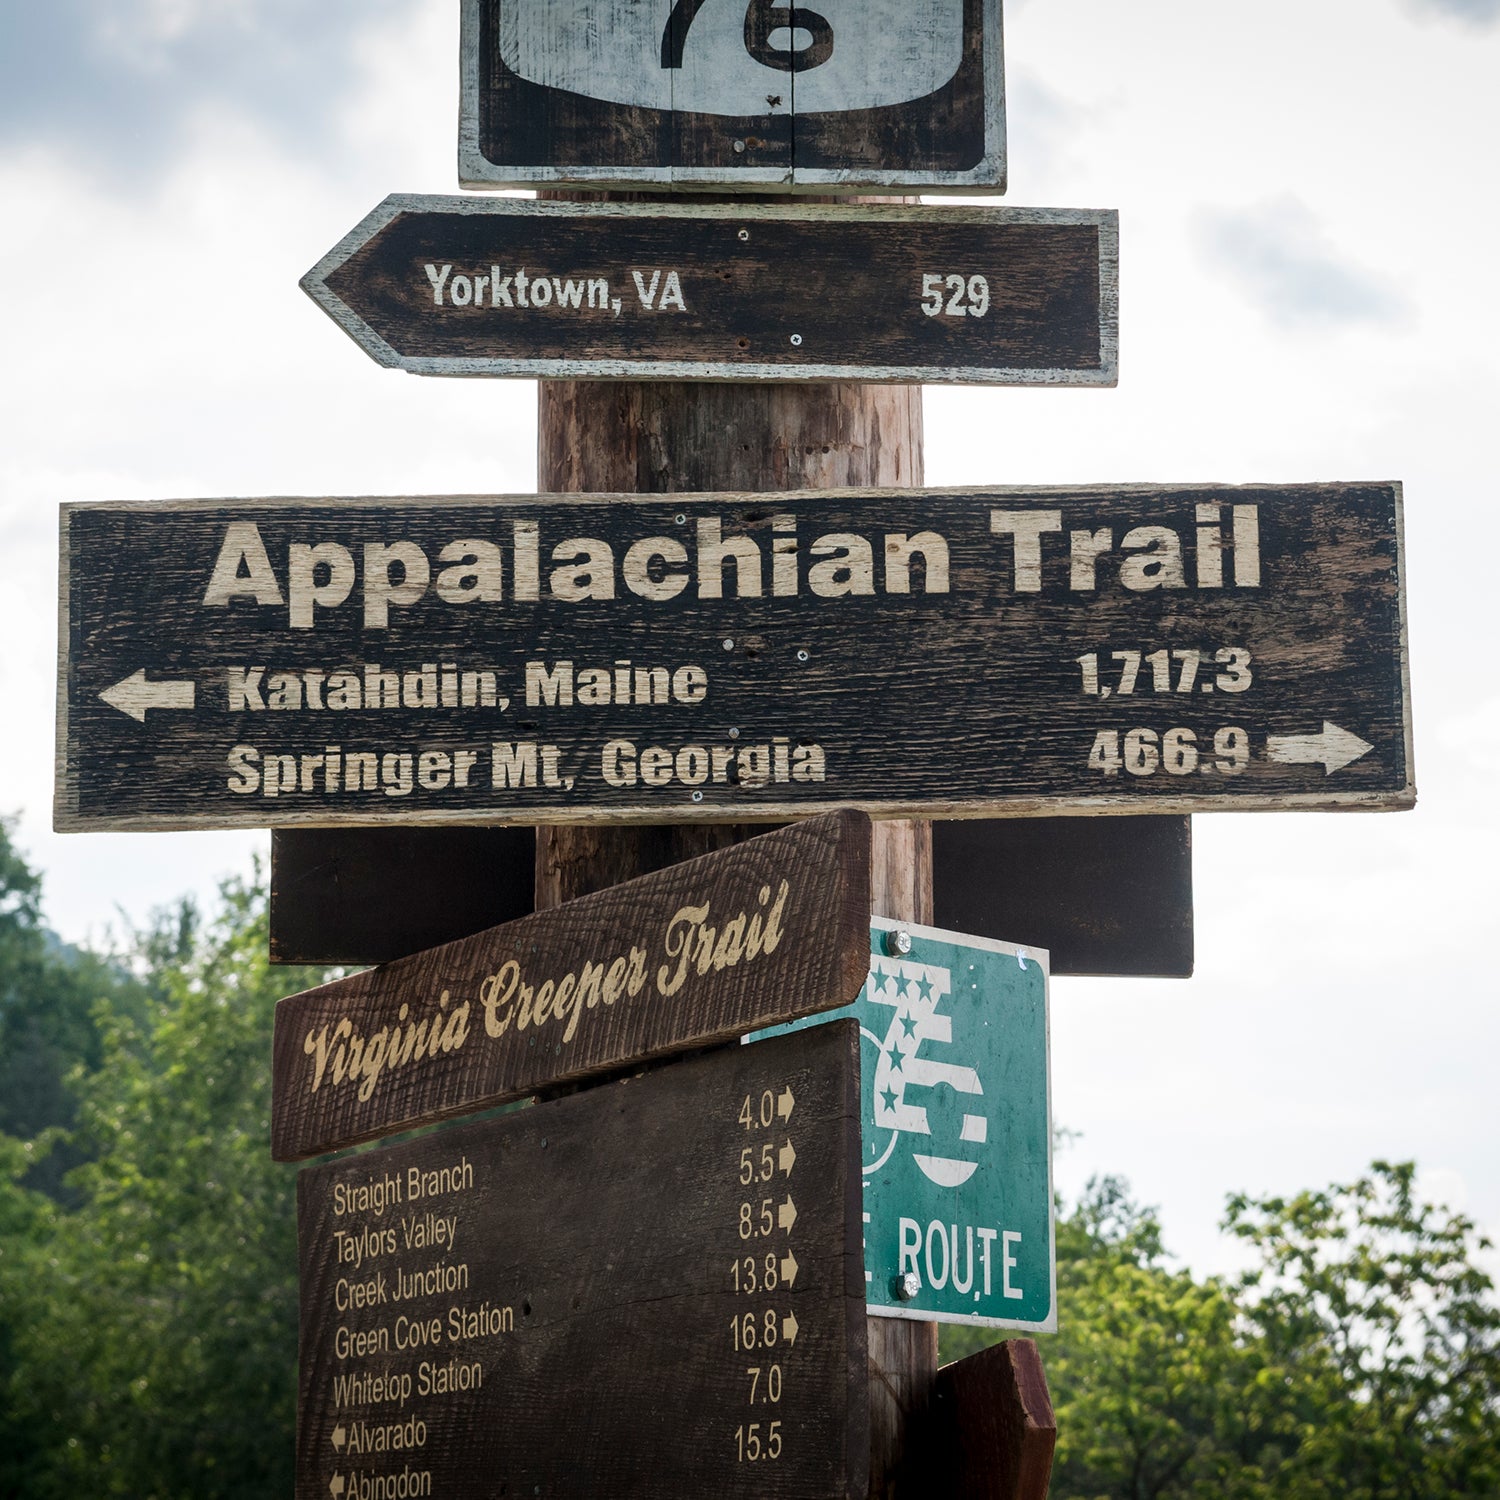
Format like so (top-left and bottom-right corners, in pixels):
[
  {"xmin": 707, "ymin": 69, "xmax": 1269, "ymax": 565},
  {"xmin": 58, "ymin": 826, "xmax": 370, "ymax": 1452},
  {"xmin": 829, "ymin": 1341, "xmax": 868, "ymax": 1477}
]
[
  {"xmin": 0, "ymin": 843, "xmax": 332, "ymax": 1500},
  {"xmin": 945, "ymin": 1168, "xmax": 1500, "ymax": 1500},
  {"xmin": 0, "ymin": 815, "xmax": 148, "ymax": 1201},
  {"xmin": 1, "ymin": 816, "xmax": 1496, "ymax": 1497},
  {"xmin": 1224, "ymin": 1161, "xmax": 1500, "ymax": 1498}
]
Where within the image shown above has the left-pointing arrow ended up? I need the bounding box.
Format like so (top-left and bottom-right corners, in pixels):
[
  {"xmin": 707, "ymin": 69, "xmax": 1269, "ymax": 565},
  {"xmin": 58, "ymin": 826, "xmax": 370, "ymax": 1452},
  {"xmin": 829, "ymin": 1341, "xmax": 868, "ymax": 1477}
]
[{"xmin": 98, "ymin": 669, "xmax": 195, "ymax": 723}]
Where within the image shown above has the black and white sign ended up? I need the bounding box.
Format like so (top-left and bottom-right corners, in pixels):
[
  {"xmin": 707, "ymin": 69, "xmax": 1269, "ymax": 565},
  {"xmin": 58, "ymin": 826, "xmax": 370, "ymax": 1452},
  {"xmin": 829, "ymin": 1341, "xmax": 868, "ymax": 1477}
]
[
  {"xmin": 300, "ymin": 198, "xmax": 1114, "ymax": 385},
  {"xmin": 459, "ymin": 0, "xmax": 1005, "ymax": 192},
  {"xmin": 55, "ymin": 483, "xmax": 1412, "ymax": 832}
]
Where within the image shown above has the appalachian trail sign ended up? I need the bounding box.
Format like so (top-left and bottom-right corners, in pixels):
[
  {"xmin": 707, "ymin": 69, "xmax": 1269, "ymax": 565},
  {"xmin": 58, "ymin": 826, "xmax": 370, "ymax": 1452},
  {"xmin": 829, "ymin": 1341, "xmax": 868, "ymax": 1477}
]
[
  {"xmin": 301, "ymin": 197, "xmax": 1116, "ymax": 385},
  {"xmin": 270, "ymin": 812, "xmax": 872, "ymax": 1161},
  {"xmin": 56, "ymin": 482, "xmax": 1412, "ymax": 832},
  {"xmin": 295, "ymin": 1022, "xmax": 869, "ymax": 1500},
  {"xmin": 458, "ymin": 0, "xmax": 1007, "ymax": 193}
]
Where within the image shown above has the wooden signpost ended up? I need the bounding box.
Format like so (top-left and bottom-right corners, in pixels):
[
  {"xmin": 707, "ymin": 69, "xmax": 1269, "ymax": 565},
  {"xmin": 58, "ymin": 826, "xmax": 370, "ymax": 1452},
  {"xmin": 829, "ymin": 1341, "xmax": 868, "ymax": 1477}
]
[
  {"xmin": 458, "ymin": 0, "xmax": 1006, "ymax": 193},
  {"xmin": 300, "ymin": 197, "xmax": 1116, "ymax": 385},
  {"xmin": 57, "ymin": 483, "xmax": 1411, "ymax": 832},
  {"xmin": 295, "ymin": 1021, "xmax": 868, "ymax": 1499},
  {"xmin": 271, "ymin": 811, "xmax": 871, "ymax": 1160}
]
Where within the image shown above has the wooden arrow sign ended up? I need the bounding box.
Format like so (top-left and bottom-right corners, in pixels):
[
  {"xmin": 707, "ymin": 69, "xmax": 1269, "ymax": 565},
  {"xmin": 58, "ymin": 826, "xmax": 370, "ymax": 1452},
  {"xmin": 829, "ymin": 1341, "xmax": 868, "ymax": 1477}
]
[
  {"xmin": 295, "ymin": 1022, "xmax": 868, "ymax": 1499},
  {"xmin": 300, "ymin": 196, "xmax": 1117, "ymax": 385},
  {"xmin": 54, "ymin": 482, "xmax": 1411, "ymax": 832},
  {"xmin": 270, "ymin": 812, "xmax": 871, "ymax": 1161},
  {"xmin": 459, "ymin": 0, "xmax": 1006, "ymax": 194}
]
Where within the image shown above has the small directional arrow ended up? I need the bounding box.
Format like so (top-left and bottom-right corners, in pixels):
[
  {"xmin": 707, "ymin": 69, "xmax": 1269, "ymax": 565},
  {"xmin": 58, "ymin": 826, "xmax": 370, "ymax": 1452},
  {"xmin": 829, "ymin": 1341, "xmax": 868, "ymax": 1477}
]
[
  {"xmin": 329, "ymin": 1476, "xmax": 345, "ymax": 1498},
  {"xmin": 99, "ymin": 669, "xmax": 195, "ymax": 723},
  {"xmin": 780, "ymin": 1250, "xmax": 799, "ymax": 1287},
  {"xmin": 782, "ymin": 1312, "xmax": 799, "ymax": 1347},
  {"xmin": 777, "ymin": 1086, "xmax": 795, "ymax": 1122},
  {"xmin": 778, "ymin": 1139, "xmax": 796, "ymax": 1176},
  {"xmin": 331, "ymin": 1426, "xmax": 346, "ymax": 1451},
  {"xmin": 778, "ymin": 1195, "xmax": 797, "ymax": 1233},
  {"xmin": 1267, "ymin": 721, "xmax": 1373, "ymax": 775}
]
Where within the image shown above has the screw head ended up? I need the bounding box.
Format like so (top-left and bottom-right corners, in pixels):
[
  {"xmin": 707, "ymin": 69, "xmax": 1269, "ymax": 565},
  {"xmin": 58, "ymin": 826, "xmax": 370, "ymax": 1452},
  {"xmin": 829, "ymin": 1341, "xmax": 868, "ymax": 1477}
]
[
  {"xmin": 722, "ymin": 638, "xmax": 735, "ymax": 651},
  {"xmin": 738, "ymin": 228, "xmax": 750, "ymax": 242},
  {"xmin": 796, "ymin": 648, "xmax": 810, "ymax": 663},
  {"xmin": 691, "ymin": 790, "xmax": 704, "ymax": 802},
  {"xmin": 790, "ymin": 333, "xmax": 803, "ymax": 346},
  {"xmin": 733, "ymin": 138, "xmax": 746, "ymax": 153},
  {"xmin": 884, "ymin": 929, "xmax": 913, "ymax": 957},
  {"xmin": 893, "ymin": 1271, "xmax": 921, "ymax": 1301},
  {"xmin": 674, "ymin": 512, "xmax": 686, "ymax": 524},
  {"xmin": 728, "ymin": 727, "xmax": 740, "ymax": 739}
]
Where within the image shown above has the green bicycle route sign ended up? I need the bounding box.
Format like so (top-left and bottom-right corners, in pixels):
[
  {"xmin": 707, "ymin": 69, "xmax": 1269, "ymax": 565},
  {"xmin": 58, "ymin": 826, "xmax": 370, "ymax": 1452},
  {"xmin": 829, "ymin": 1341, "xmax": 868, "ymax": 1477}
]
[{"xmin": 757, "ymin": 917, "xmax": 1053, "ymax": 1332}]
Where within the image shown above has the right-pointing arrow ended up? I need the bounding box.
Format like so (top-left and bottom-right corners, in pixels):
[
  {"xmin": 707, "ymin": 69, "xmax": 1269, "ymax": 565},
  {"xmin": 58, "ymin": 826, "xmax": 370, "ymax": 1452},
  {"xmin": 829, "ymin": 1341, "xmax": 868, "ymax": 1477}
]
[
  {"xmin": 782, "ymin": 1312, "xmax": 799, "ymax": 1347},
  {"xmin": 1267, "ymin": 722, "xmax": 1374, "ymax": 775},
  {"xmin": 780, "ymin": 1250, "xmax": 799, "ymax": 1287},
  {"xmin": 777, "ymin": 1087, "xmax": 795, "ymax": 1122},
  {"xmin": 778, "ymin": 1195, "xmax": 797, "ymax": 1233}
]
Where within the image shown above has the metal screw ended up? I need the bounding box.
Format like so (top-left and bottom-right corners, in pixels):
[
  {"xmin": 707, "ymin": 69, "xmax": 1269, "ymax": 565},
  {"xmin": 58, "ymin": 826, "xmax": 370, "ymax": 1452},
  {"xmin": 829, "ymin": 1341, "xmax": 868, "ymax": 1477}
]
[
  {"xmin": 884, "ymin": 929, "xmax": 913, "ymax": 957},
  {"xmin": 796, "ymin": 649, "xmax": 809, "ymax": 663},
  {"xmin": 790, "ymin": 333, "xmax": 803, "ymax": 346},
  {"xmin": 675, "ymin": 512, "xmax": 686, "ymax": 524},
  {"xmin": 540, "ymin": 1138, "xmax": 547, "ymax": 1149},
  {"xmin": 722, "ymin": 638, "xmax": 735, "ymax": 651},
  {"xmin": 729, "ymin": 727, "xmax": 740, "ymax": 739},
  {"xmin": 893, "ymin": 1271, "xmax": 921, "ymax": 1301},
  {"xmin": 738, "ymin": 229, "xmax": 750, "ymax": 242},
  {"xmin": 733, "ymin": 139, "xmax": 746, "ymax": 153},
  {"xmin": 692, "ymin": 790, "xmax": 704, "ymax": 802}
]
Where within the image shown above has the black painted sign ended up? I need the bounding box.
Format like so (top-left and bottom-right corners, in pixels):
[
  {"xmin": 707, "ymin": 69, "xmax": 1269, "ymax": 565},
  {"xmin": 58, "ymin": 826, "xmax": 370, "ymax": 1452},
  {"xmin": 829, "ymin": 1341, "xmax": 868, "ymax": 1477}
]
[
  {"xmin": 301, "ymin": 196, "xmax": 1116, "ymax": 385},
  {"xmin": 55, "ymin": 483, "xmax": 1413, "ymax": 832},
  {"xmin": 459, "ymin": 0, "xmax": 1005, "ymax": 193},
  {"xmin": 271, "ymin": 812, "xmax": 872, "ymax": 1161},
  {"xmin": 295, "ymin": 1022, "xmax": 867, "ymax": 1499}
]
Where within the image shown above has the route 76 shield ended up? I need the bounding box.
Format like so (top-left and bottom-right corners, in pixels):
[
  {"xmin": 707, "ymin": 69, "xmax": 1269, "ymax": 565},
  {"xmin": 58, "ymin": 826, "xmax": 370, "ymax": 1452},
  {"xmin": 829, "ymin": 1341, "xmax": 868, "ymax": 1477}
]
[{"xmin": 754, "ymin": 917, "xmax": 1054, "ymax": 1331}]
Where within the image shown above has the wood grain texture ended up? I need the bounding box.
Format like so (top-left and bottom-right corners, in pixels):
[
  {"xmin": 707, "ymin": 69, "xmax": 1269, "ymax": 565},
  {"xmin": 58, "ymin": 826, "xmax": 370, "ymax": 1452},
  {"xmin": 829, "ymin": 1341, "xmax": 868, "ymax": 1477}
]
[
  {"xmin": 56, "ymin": 484, "xmax": 1412, "ymax": 832},
  {"xmin": 301, "ymin": 197, "xmax": 1116, "ymax": 384},
  {"xmin": 931, "ymin": 1339, "xmax": 1056, "ymax": 1500},
  {"xmin": 866, "ymin": 817, "xmax": 937, "ymax": 1500},
  {"xmin": 295, "ymin": 1021, "xmax": 868, "ymax": 1499},
  {"xmin": 458, "ymin": 0, "xmax": 1004, "ymax": 193},
  {"xmin": 271, "ymin": 811, "xmax": 870, "ymax": 1160}
]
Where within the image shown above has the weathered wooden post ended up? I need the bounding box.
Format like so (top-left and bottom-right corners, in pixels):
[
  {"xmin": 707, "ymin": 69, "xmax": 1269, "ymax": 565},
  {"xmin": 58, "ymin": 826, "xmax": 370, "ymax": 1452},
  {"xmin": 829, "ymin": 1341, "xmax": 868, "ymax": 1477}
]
[{"xmin": 535, "ymin": 377, "xmax": 934, "ymax": 1495}]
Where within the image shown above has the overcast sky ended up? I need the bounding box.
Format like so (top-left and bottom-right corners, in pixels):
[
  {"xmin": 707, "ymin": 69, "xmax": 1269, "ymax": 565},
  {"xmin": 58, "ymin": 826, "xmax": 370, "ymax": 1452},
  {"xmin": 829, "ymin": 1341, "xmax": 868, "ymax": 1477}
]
[{"xmin": 1, "ymin": 0, "xmax": 1496, "ymax": 1280}]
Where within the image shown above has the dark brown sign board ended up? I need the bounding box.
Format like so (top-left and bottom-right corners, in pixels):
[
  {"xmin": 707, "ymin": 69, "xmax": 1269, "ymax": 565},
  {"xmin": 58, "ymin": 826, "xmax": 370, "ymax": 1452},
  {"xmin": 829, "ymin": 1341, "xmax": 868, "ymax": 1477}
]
[
  {"xmin": 458, "ymin": 0, "xmax": 1006, "ymax": 194},
  {"xmin": 300, "ymin": 196, "xmax": 1116, "ymax": 385},
  {"xmin": 56, "ymin": 484, "xmax": 1412, "ymax": 832},
  {"xmin": 269, "ymin": 817, "xmax": 1194, "ymax": 977},
  {"xmin": 271, "ymin": 812, "xmax": 869, "ymax": 1161},
  {"xmin": 296, "ymin": 1022, "xmax": 867, "ymax": 1500}
]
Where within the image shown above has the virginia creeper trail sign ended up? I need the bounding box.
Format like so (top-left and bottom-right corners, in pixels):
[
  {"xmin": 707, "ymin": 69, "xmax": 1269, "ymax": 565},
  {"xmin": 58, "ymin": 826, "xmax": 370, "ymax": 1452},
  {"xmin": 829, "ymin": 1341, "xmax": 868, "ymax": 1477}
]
[
  {"xmin": 458, "ymin": 0, "xmax": 1006, "ymax": 193},
  {"xmin": 271, "ymin": 812, "xmax": 871, "ymax": 1160},
  {"xmin": 295, "ymin": 1022, "xmax": 868, "ymax": 1500},
  {"xmin": 54, "ymin": 482, "xmax": 1412, "ymax": 832},
  {"xmin": 300, "ymin": 197, "xmax": 1116, "ymax": 385},
  {"xmin": 757, "ymin": 919, "xmax": 1054, "ymax": 1332}
]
